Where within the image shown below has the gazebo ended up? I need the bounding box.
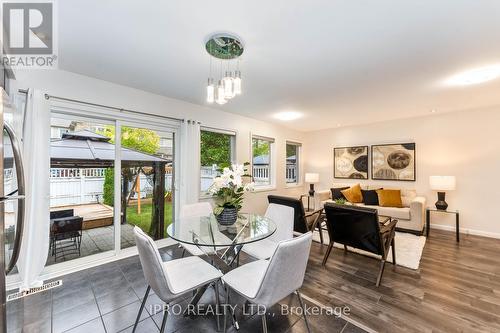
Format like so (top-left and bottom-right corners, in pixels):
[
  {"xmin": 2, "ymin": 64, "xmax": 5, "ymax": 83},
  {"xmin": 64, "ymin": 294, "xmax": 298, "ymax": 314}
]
[{"xmin": 50, "ymin": 130, "xmax": 170, "ymax": 239}]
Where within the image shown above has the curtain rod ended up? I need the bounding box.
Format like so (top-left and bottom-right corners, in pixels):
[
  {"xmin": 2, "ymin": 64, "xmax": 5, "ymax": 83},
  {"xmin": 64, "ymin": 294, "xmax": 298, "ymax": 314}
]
[{"xmin": 18, "ymin": 89, "xmax": 184, "ymax": 123}]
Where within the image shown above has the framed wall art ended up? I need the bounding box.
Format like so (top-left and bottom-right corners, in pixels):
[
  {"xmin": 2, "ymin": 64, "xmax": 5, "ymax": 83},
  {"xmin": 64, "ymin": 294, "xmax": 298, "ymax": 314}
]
[
  {"xmin": 371, "ymin": 143, "xmax": 416, "ymax": 181},
  {"xmin": 334, "ymin": 146, "xmax": 369, "ymax": 179}
]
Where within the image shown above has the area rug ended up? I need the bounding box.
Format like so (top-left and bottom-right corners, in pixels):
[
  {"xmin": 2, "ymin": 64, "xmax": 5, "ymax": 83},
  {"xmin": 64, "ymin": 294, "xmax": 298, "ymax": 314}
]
[{"xmin": 312, "ymin": 230, "xmax": 426, "ymax": 270}]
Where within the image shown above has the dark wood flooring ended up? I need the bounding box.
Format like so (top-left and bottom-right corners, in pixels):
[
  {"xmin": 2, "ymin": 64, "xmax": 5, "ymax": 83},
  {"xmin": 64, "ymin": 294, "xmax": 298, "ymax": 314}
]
[{"xmin": 301, "ymin": 229, "xmax": 500, "ymax": 333}]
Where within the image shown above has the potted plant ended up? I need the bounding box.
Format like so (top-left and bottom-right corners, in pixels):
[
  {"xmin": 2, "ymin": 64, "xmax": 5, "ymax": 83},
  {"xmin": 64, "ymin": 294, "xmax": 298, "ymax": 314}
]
[{"xmin": 209, "ymin": 163, "xmax": 255, "ymax": 225}]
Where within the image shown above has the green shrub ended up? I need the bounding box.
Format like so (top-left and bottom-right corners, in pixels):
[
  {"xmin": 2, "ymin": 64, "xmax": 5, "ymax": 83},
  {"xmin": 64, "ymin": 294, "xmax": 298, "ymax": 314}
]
[{"xmin": 103, "ymin": 168, "xmax": 114, "ymax": 206}]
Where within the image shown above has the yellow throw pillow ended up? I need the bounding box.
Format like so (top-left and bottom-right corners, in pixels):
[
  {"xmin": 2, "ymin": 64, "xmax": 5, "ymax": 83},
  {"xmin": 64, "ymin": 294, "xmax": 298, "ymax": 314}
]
[
  {"xmin": 376, "ymin": 189, "xmax": 403, "ymax": 208},
  {"xmin": 341, "ymin": 184, "xmax": 363, "ymax": 203}
]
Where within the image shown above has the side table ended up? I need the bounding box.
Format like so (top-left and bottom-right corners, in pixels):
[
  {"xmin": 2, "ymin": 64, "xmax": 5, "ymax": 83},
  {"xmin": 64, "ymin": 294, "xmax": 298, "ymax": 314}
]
[{"xmin": 426, "ymin": 208, "xmax": 460, "ymax": 242}]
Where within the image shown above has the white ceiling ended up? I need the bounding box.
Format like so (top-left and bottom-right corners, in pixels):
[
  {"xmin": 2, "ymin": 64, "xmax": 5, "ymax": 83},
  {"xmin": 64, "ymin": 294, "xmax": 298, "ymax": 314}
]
[{"xmin": 57, "ymin": 0, "xmax": 500, "ymax": 131}]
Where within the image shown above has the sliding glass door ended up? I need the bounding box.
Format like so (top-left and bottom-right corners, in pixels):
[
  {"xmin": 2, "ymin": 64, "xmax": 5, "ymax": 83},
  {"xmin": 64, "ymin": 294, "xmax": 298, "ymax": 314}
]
[
  {"xmin": 119, "ymin": 124, "xmax": 175, "ymax": 249},
  {"xmin": 47, "ymin": 115, "xmax": 116, "ymax": 266},
  {"xmin": 44, "ymin": 109, "xmax": 179, "ymax": 272}
]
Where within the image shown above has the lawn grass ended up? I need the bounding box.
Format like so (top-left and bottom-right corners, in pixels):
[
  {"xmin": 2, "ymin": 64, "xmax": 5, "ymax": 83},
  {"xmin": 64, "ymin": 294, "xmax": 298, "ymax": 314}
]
[{"xmin": 126, "ymin": 201, "xmax": 173, "ymax": 237}]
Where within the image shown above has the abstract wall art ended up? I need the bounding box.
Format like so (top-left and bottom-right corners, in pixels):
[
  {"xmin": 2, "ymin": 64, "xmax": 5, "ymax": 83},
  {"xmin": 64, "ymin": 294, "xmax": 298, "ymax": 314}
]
[
  {"xmin": 334, "ymin": 146, "xmax": 369, "ymax": 179},
  {"xmin": 371, "ymin": 143, "xmax": 416, "ymax": 181}
]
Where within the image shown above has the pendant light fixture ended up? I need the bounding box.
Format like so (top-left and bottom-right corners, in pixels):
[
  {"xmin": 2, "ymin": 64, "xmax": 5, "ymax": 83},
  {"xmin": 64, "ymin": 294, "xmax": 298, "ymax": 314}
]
[
  {"xmin": 206, "ymin": 78, "xmax": 215, "ymax": 103},
  {"xmin": 205, "ymin": 33, "xmax": 243, "ymax": 104}
]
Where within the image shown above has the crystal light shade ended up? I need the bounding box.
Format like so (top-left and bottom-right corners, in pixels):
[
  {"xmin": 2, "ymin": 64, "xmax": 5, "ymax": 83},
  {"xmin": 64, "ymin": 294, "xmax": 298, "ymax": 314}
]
[
  {"xmin": 233, "ymin": 70, "xmax": 242, "ymax": 95},
  {"xmin": 223, "ymin": 71, "xmax": 234, "ymax": 99},
  {"xmin": 216, "ymin": 80, "xmax": 227, "ymax": 105},
  {"xmin": 206, "ymin": 78, "xmax": 215, "ymax": 103}
]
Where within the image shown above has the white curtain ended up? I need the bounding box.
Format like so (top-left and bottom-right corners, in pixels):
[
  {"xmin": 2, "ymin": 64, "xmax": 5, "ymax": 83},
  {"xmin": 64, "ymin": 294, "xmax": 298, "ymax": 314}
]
[
  {"xmin": 179, "ymin": 119, "xmax": 200, "ymax": 207},
  {"xmin": 16, "ymin": 89, "xmax": 51, "ymax": 291}
]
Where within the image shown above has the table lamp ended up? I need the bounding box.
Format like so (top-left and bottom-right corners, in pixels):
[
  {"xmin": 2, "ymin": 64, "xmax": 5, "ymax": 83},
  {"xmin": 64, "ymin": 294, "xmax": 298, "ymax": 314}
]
[
  {"xmin": 305, "ymin": 173, "xmax": 320, "ymax": 196},
  {"xmin": 429, "ymin": 176, "xmax": 456, "ymax": 210}
]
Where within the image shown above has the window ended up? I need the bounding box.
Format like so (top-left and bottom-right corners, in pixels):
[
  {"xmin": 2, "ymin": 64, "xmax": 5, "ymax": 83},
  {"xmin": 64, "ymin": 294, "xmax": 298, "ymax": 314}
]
[
  {"xmin": 286, "ymin": 142, "xmax": 301, "ymax": 184},
  {"xmin": 200, "ymin": 128, "xmax": 236, "ymax": 194},
  {"xmin": 252, "ymin": 135, "xmax": 275, "ymax": 187}
]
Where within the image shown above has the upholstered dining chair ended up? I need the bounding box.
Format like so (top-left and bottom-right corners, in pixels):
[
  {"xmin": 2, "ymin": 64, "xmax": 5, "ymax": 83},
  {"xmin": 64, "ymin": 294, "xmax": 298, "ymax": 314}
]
[
  {"xmin": 241, "ymin": 203, "xmax": 294, "ymax": 259},
  {"xmin": 132, "ymin": 227, "xmax": 223, "ymax": 333},
  {"xmin": 222, "ymin": 232, "xmax": 313, "ymax": 333},
  {"xmin": 179, "ymin": 202, "xmax": 218, "ymax": 257}
]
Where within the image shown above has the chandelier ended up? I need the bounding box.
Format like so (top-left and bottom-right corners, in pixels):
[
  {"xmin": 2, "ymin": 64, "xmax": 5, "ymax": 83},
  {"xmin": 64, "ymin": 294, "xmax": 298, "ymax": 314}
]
[{"xmin": 205, "ymin": 33, "xmax": 244, "ymax": 105}]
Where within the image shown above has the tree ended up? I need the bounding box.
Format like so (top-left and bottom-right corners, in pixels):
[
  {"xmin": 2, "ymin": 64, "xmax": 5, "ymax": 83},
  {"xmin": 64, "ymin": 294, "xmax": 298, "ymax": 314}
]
[
  {"xmin": 200, "ymin": 131, "xmax": 232, "ymax": 168},
  {"xmin": 99, "ymin": 126, "xmax": 161, "ymax": 207},
  {"xmin": 252, "ymin": 138, "xmax": 270, "ymax": 158}
]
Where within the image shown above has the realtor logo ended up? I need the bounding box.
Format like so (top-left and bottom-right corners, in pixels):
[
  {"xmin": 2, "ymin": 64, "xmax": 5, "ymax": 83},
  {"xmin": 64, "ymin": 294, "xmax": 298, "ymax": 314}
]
[{"xmin": 1, "ymin": 0, "xmax": 57, "ymax": 68}]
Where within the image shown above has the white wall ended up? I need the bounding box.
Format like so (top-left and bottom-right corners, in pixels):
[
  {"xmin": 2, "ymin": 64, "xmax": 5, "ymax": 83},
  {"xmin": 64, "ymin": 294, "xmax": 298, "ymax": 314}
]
[
  {"xmin": 12, "ymin": 69, "xmax": 307, "ymax": 214},
  {"xmin": 304, "ymin": 107, "xmax": 500, "ymax": 238}
]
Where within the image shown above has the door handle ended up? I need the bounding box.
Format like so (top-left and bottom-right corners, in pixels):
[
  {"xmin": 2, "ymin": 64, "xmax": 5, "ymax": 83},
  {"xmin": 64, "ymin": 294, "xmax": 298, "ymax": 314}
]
[{"xmin": 4, "ymin": 122, "xmax": 26, "ymax": 275}]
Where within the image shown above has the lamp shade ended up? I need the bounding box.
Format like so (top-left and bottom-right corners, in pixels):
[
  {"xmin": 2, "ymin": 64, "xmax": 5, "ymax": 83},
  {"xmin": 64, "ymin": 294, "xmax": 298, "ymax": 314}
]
[
  {"xmin": 429, "ymin": 176, "xmax": 456, "ymax": 191},
  {"xmin": 305, "ymin": 173, "xmax": 319, "ymax": 183}
]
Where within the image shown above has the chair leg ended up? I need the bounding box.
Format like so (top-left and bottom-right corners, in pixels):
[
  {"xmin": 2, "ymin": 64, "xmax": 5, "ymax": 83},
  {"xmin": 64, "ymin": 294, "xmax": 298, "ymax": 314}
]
[
  {"xmin": 214, "ymin": 281, "xmax": 221, "ymax": 332},
  {"xmin": 160, "ymin": 307, "xmax": 169, "ymax": 333},
  {"xmin": 296, "ymin": 291, "xmax": 311, "ymax": 333},
  {"xmin": 223, "ymin": 287, "xmax": 229, "ymax": 333},
  {"xmin": 181, "ymin": 248, "xmax": 186, "ymax": 258},
  {"xmin": 376, "ymin": 259, "xmax": 386, "ymax": 287},
  {"xmin": 391, "ymin": 238, "xmax": 396, "ymax": 266},
  {"xmin": 261, "ymin": 314, "xmax": 268, "ymax": 333},
  {"xmin": 132, "ymin": 285, "xmax": 151, "ymax": 333},
  {"xmin": 343, "ymin": 244, "xmax": 348, "ymax": 253},
  {"xmin": 322, "ymin": 242, "xmax": 334, "ymax": 266},
  {"xmin": 318, "ymin": 223, "xmax": 324, "ymax": 245}
]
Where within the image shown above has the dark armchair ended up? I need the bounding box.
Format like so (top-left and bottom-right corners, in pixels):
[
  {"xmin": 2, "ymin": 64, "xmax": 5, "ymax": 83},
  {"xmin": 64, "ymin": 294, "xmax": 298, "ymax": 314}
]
[
  {"xmin": 268, "ymin": 195, "xmax": 324, "ymax": 243},
  {"xmin": 50, "ymin": 209, "xmax": 83, "ymax": 261},
  {"xmin": 322, "ymin": 203, "xmax": 397, "ymax": 286}
]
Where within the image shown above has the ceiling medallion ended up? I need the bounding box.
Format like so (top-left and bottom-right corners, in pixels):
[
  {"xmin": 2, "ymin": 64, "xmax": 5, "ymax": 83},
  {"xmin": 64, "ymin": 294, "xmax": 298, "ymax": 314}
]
[{"xmin": 205, "ymin": 33, "xmax": 244, "ymax": 105}]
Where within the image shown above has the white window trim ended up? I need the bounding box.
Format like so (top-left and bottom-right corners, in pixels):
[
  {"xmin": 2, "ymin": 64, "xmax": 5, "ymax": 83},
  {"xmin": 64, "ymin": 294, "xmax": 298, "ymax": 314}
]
[
  {"xmin": 251, "ymin": 133, "xmax": 276, "ymax": 190},
  {"xmin": 199, "ymin": 126, "xmax": 237, "ymax": 198},
  {"xmin": 285, "ymin": 140, "xmax": 302, "ymax": 187}
]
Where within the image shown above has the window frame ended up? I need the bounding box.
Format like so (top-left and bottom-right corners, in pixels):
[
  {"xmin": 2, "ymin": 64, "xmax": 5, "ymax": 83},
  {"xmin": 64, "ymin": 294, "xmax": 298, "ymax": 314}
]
[
  {"xmin": 251, "ymin": 134, "xmax": 276, "ymax": 191},
  {"xmin": 199, "ymin": 126, "xmax": 237, "ymax": 197},
  {"xmin": 285, "ymin": 141, "xmax": 302, "ymax": 187}
]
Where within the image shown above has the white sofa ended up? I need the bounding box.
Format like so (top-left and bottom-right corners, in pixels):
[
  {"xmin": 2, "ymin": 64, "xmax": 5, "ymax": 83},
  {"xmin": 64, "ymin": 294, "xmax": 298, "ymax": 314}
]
[{"xmin": 316, "ymin": 184, "xmax": 426, "ymax": 234}]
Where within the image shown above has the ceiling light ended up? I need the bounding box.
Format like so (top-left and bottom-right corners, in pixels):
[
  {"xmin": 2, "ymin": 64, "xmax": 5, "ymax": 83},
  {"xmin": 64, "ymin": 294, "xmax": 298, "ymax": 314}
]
[
  {"xmin": 206, "ymin": 78, "xmax": 215, "ymax": 103},
  {"xmin": 273, "ymin": 111, "xmax": 303, "ymax": 121},
  {"xmin": 430, "ymin": 109, "xmax": 436, "ymax": 113},
  {"xmin": 443, "ymin": 64, "xmax": 500, "ymax": 86},
  {"xmin": 206, "ymin": 33, "xmax": 244, "ymax": 104}
]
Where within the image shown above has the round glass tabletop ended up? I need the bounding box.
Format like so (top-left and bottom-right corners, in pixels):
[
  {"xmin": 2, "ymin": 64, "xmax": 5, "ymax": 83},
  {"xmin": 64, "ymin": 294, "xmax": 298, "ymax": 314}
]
[{"xmin": 167, "ymin": 213, "xmax": 276, "ymax": 247}]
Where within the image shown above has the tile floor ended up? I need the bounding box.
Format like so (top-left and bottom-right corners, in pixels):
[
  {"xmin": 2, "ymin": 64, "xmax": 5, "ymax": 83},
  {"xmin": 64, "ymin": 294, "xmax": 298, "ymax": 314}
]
[{"xmin": 7, "ymin": 244, "xmax": 366, "ymax": 333}]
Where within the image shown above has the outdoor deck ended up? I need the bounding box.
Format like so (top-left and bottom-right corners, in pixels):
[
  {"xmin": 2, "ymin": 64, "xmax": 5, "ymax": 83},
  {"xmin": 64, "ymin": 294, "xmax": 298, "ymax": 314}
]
[{"xmin": 51, "ymin": 203, "xmax": 114, "ymax": 229}]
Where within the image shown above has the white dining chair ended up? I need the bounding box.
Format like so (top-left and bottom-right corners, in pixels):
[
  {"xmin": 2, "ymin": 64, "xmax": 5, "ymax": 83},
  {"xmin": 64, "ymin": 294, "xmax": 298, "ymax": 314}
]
[
  {"xmin": 222, "ymin": 232, "xmax": 313, "ymax": 333},
  {"xmin": 132, "ymin": 226, "xmax": 223, "ymax": 333},
  {"xmin": 241, "ymin": 203, "xmax": 294, "ymax": 260},
  {"xmin": 179, "ymin": 202, "xmax": 217, "ymax": 257}
]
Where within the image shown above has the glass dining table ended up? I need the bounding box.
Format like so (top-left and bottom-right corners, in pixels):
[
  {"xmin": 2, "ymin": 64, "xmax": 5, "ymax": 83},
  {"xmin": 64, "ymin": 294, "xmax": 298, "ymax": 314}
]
[
  {"xmin": 167, "ymin": 213, "xmax": 276, "ymax": 328},
  {"xmin": 167, "ymin": 212, "xmax": 277, "ymax": 267}
]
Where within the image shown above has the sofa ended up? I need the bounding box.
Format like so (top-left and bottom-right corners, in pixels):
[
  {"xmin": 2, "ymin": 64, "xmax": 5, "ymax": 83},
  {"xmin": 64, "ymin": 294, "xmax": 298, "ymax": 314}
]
[{"xmin": 316, "ymin": 184, "xmax": 426, "ymax": 234}]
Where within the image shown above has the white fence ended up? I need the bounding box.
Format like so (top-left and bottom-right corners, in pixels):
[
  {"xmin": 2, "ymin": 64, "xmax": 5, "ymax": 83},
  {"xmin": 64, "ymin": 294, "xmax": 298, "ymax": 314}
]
[
  {"xmin": 50, "ymin": 168, "xmax": 173, "ymax": 207},
  {"xmin": 200, "ymin": 164, "xmax": 298, "ymax": 190}
]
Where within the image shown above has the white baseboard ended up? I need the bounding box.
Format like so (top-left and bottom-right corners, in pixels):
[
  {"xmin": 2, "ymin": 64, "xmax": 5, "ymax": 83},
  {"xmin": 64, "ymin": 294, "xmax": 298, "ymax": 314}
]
[
  {"xmin": 430, "ymin": 223, "xmax": 500, "ymax": 239},
  {"xmin": 6, "ymin": 237, "xmax": 177, "ymax": 291}
]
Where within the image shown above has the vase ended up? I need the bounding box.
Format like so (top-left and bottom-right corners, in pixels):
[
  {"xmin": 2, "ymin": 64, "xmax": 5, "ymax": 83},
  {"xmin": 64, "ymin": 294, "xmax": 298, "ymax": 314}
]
[{"xmin": 216, "ymin": 207, "xmax": 238, "ymax": 225}]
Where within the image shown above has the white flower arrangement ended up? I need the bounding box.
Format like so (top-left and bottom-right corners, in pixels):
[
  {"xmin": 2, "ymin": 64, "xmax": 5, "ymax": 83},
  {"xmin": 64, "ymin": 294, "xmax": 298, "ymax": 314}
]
[{"xmin": 208, "ymin": 163, "xmax": 255, "ymax": 215}]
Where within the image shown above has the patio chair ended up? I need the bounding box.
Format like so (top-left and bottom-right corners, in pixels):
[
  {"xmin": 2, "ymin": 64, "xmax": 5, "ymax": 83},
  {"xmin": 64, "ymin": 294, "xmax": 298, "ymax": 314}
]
[
  {"xmin": 322, "ymin": 203, "xmax": 397, "ymax": 287},
  {"xmin": 49, "ymin": 209, "xmax": 84, "ymax": 262},
  {"xmin": 222, "ymin": 232, "xmax": 313, "ymax": 333},
  {"xmin": 132, "ymin": 226, "xmax": 223, "ymax": 333},
  {"xmin": 241, "ymin": 203, "xmax": 294, "ymax": 259}
]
